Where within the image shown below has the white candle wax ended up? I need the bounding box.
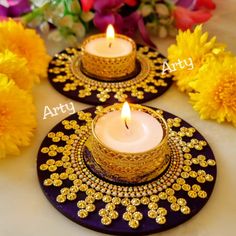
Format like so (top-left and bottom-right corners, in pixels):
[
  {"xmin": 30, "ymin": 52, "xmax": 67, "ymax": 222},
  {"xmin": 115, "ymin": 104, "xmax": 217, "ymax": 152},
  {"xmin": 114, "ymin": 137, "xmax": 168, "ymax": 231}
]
[
  {"xmin": 85, "ymin": 37, "xmax": 133, "ymax": 57},
  {"xmin": 94, "ymin": 110, "xmax": 163, "ymax": 153}
]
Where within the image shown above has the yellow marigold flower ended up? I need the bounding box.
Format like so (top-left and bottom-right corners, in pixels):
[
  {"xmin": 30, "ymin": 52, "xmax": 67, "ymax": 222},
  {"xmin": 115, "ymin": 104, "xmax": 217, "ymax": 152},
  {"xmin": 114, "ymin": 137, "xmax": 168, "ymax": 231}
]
[
  {"xmin": 0, "ymin": 50, "xmax": 38, "ymax": 90},
  {"xmin": 0, "ymin": 74, "xmax": 37, "ymax": 158},
  {"xmin": 0, "ymin": 19, "xmax": 51, "ymax": 79},
  {"xmin": 168, "ymin": 25, "xmax": 227, "ymax": 92},
  {"xmin": 190, "ymin": 55, "xmax": 236, "ymax": 126}
]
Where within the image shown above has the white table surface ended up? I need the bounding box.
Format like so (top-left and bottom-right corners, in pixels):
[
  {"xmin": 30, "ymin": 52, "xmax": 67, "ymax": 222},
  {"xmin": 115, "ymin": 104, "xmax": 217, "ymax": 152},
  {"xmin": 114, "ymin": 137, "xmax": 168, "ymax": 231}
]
[{"xmin": 0, "ymin": 0, "xmax": 236, "ymax": 235}]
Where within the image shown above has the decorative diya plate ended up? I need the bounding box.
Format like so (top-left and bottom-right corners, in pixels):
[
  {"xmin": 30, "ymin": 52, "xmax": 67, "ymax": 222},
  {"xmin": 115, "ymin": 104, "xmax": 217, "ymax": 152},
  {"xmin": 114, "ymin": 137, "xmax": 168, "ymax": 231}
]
[
  {"xmin": 37, "ymin": 106, "xmax": 217, "ymax": 235},
  {"xmin": 48, "ymin": 45, "xmax": 173, "ymax": 105}
]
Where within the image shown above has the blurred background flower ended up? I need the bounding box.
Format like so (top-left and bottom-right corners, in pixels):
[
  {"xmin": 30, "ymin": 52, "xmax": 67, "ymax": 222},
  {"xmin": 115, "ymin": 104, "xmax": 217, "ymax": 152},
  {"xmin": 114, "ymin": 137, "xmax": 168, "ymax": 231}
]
[
  {"xmin": 168, "ymin": 24, "xmax": 236, "ymax": 126},
  {"xmin": 81, "ymin": 0, "xmax": 94, "ymax": 12},
  {"xmin": 0, "ymin": 50, "xmax": 34, "ymax": 90},
  {"xmin": 190, "ymin": 55, "xmax": 236, "ymax": 126},
  {"xmin": 173, "ymin": 6, "xmax": 212, "ymax": 30},
  {"xmin": 0, "ymin": 0, "xmax": 215, "ymax": 45},
  {"xmin": 93, "ymin": 0, "xmax": 137, "ymax": 32},
  {"xmin": 0, "ymin": 19, "xmax": 51, "ymax": 80},
  {"xmin": 93, "ymin": 0, "xmax": 155, "ymax": 47},
  {"xmin": 0, "ymin": 76, "xmax": 37, "ymax": 159},
  {"xmin": 0, "ymin": 18, "xmax": 50, "ymax": 159},
  {"xmin": 0, "ymin": 0, "xmax": 31, "ymax": 19},
  {"xmin": 22, "ymin": 0, "xmax": 94, "ymax": 46},
  {"xmin": 140, "ymin": 0, "xmax": 215, "ymax": 38},
  {"xmin": 168, "ymin": 25, "xmax": 227, "ymax": 92},
  {"xmin": 173, "ymin": 0, "xmax": 216, "ymax": 30}
]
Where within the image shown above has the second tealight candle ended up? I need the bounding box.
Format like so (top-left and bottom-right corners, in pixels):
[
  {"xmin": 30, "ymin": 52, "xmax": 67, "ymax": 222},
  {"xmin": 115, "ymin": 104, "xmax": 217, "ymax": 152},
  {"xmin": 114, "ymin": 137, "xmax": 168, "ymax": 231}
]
[{"xmin": 94, "ymin": 102, "xmax": 163, "ymax": 153}]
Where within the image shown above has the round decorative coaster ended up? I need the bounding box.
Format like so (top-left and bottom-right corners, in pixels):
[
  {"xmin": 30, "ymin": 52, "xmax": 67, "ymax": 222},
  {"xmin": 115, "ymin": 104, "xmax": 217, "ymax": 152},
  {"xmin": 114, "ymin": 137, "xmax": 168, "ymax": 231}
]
[
  {"xmin": 48, "ymin": 45, "xmax": 173, "ymax": 105},
  {"xmin": 37, "ymin": 106, "xmax": 217, "ymax": 235}
]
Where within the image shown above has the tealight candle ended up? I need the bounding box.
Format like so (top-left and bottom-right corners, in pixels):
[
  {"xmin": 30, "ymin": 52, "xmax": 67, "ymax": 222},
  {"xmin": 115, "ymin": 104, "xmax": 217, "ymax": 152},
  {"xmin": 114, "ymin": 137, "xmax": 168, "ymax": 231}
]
[
  {"xmin": 89, "ymin": 103, "xmax": 170, "ymax": 183},
  {"xmin": 85, "ymin": 24, "xmax": 133, "ymax": 58},
  {"xmin": 94, "ymin": 102, "xmax": 163, "ymax": 153},
  {"xmin": 81, "ymin": 25, "xmax": 136, "ymax": 80}
]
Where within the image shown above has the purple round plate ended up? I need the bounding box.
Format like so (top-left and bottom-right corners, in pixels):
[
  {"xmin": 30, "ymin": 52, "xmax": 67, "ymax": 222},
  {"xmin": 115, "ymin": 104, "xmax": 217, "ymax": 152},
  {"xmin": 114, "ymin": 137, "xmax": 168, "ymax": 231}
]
[
  {"xmin": 48, "ymin": 45, "xmax": 173, "ymax": 105},
  {"xmin": 37, "ymin": 106, "xmax": 216, "ymax": 235}
]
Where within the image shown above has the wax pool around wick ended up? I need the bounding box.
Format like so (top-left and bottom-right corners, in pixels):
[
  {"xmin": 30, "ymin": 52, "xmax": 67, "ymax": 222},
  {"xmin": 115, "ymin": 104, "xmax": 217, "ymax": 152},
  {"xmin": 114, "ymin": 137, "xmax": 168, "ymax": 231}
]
[
  {"xmin": 94, "ymin": 110, "xmax": 163, "ymax": 153},
  {"xmin": 85, "ymin": 37, "xmax": 133, "ymax": 57}
]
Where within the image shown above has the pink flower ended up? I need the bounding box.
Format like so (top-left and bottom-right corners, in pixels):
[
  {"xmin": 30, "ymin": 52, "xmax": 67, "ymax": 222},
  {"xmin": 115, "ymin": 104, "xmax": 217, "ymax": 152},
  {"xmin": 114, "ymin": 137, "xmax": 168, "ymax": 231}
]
[
  {"xmin": 124, "ymin": 0, "xmax": 137, "ymax": 6},
  {"xmin": 0, "ymin": 0, "xmax": 31, "ymax": 18},
  {"xmin": 173, "ymin": 6, "xmax": 212, "ymax": 30},
  {"xmin": 195, "ymin": 0, "xmax": 216, "ymax": 10},
  {"xmin": 80, "ymin": 0, "xmax": 137, "ymax": 12},
  {"xmin": 93, "ymin": 0, "xmax": 132, "ymax": 32},
  {"xmin": 93, "ymin": 0, "xmax": 155, "ymax": 47},
  {"xmin": 0, "ymin": 5, "xmax": 7, "ymax": 18},
  {"xmin": 80, "ymin": 0, "xmax": 94, "ymax": 12},
  {"xmin": 174, "ymin": 0, "xmax": 216, "ymax": 10},
  {"xmin": 174, "ymin": 0, "xmax": 196, "ymax": 10}
]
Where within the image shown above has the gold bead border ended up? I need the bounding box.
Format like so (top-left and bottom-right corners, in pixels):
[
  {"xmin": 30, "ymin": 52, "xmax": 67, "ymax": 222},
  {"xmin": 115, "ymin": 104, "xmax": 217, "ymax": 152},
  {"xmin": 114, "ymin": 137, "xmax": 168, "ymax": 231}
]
[
  {"xmin": 70, "ymin": 52, "xmax": 150, "ymax": 90},
  {"xmin": 48, "ymin": 45, "xmax": 173, "ymax": 104},
  {"xmin": 38, "ymin": 106, "xmax": 216, "ymax": 231},
  {"xmin": 71, "ymin": 132, "xmax": 181, "ymax": 197}
]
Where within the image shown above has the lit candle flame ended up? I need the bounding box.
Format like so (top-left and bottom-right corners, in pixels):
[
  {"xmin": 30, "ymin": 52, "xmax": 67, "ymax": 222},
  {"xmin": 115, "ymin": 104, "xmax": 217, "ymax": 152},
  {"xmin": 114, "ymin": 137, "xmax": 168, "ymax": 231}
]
[
  {"xmin": 121, "ymin": 102, "xmax": 131, "ymax": 129},
  {"xmin": 106, "ymin": 24, "xmax": 115, "ymax": 48}
]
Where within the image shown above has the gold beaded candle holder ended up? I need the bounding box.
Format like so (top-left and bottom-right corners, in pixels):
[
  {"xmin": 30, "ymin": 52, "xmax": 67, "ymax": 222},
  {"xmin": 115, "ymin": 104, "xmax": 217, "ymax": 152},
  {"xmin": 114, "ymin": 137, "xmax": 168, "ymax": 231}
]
[
  {"xmin": 81, "ymin": 34, "xmax": 137, "ymax": 81},
  {"xmin": 86, "ymin": 104, "xmax": 171, "ymax": 183}
]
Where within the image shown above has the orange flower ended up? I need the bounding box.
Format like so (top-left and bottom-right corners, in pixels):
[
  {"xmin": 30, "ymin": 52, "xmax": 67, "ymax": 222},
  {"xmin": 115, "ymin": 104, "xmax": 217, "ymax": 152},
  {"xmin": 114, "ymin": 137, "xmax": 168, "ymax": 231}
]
[
  {"xmin": 0, "ymin": 75, "xmax": 37, "ymax": 158},
  {"xmin": 190, "ymin": 55, "xmax": 236, "ymax": 126},
  {"xmin": 0, "ymin": 50, "xmax": 37, "ymax": 90},
  {"xmin": 0, "ymin": 19, "xmax": 51, "ymax": 79}
]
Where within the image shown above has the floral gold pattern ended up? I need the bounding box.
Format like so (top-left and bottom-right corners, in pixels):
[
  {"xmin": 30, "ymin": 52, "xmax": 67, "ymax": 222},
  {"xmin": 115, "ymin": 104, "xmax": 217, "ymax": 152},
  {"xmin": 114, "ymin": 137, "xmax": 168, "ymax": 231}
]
[
  {"xmin": 48, "ymin": 45, "xmax": 173, "ymax": 105},
  {"xmin": 37, "ymin": 106, "xmax": 216, "ymax": 235}
]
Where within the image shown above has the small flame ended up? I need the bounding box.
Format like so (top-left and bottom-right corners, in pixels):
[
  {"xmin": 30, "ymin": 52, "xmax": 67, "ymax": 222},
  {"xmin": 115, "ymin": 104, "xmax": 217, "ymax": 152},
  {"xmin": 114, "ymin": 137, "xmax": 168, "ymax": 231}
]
[
  {"xmin": 121, "ymin": 102, "xmax": 131, "ymax": 122},
  {"xmin": 106, "ymin": 24, "xmax": 115, "ymax": 40}
]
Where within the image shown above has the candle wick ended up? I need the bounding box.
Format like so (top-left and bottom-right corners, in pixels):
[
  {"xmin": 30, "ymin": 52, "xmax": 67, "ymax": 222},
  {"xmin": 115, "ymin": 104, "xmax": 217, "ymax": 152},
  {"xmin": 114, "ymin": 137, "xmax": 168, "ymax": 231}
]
[
  {"xmin": 109, "ymin": 42, "xmax": 112, "ymax": 48},
  {"xmin": 124, "ymin": 119, "xmax": 129, "ymax": 130}
]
